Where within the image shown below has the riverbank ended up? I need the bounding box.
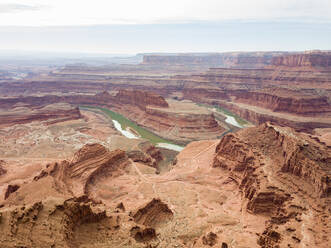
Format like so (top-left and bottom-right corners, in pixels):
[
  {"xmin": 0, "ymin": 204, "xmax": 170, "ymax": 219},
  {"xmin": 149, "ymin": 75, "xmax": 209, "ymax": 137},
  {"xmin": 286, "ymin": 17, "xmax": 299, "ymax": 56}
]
[
  {"xmin": 80, "ymin": 106, "xmax": 184, "ymax": 151},
  {"xmin": 197, "ymin": 103, "xmax": 250, "ymax": 127}
]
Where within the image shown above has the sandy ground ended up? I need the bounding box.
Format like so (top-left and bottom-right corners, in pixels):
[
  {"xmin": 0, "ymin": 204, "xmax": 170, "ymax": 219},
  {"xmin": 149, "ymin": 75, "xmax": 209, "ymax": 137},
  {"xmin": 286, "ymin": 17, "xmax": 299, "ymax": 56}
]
[
  {"xmin": 88, "ymin": 140, "xmax": 267, "ymax": 247},
  {"xmin": 0, "ymin": 110, "xmax": 121, "ymax": 163}
]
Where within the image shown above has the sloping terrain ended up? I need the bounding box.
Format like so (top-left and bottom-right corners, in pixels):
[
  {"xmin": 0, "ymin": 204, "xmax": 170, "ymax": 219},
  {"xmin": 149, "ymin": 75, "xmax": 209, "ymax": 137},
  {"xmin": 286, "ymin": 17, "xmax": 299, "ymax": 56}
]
[{"xmin": 0, "ymin": 123, "xmax": 329, "ymax": 247}]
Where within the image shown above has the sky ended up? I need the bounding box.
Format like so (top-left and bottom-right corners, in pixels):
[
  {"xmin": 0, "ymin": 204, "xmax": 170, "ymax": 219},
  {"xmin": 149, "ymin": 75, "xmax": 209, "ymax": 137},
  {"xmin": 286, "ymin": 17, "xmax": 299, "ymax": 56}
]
[{"xmin": 0, "ymin": 0, "xmax": 330, "ymax": 54}]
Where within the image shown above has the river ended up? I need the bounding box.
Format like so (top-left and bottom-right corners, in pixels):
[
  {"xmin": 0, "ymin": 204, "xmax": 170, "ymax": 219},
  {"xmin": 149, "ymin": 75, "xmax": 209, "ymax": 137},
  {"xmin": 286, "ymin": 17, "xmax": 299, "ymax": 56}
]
[
  {"xmin": 224, "ymin": 115, "xmax": 243, "ymax": 128},
  {"xmin": 111, "ymin": 118, "xmax": 184, "ymax": 152},
  {"xmin": 210, "ymin": 107, "xmax": 243, "ymax": 128},
  {"xmin": 112, "ymin": 120, "xmax": 139, "ymax": 139}
]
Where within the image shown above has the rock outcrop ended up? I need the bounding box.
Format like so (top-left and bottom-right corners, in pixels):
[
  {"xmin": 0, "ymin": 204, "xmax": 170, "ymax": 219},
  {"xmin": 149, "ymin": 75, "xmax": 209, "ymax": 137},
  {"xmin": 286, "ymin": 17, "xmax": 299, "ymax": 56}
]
[
  {"xmin": 213, "ymin": 123, "xmax": 331, "ymax": 247},
  {"xmin": 202, "ymin": 232, "xmax": 218, "ymax": 246},
  {"xmin": 0, "ymin": 196, "xmax": 123, "ymax": 247},
  {"xmin": 133, "ymin": 198, "xmax": 173, "ymax": 228},
  {"xmin": 0, "ymin": 123, "xmax": 330, "ymax": 247},
  {"xmin": 0, "ymin": 91, "xmax": 226, "ymax": 143},
  {"xmin": 115, "ymin": 89, "xmax": 169, "ymax": 108},
  {"xmin": 138, "ymin": 107, "xmax": 224, "ymax": 144},
  {"xmin": 215, "ymin": 100, "xmax": 331, "ymax": 133},
  {"xmin": 0, "ymin": 145, "xmax": 166, "ymax": 248},
  {"xmin": 271, "ymin": 51, "xmax": 331, "ymax": 68},
  {"xmin": 0, "ymin": 160, "xmax": 7, "ymax": 176},
  {"xmin": 128, "ymin": 141, "xmax": 164, "ymax": 168},
  {"xmin": 232, "ymin": 90, "xmax": 331, "ymax": 116},
  {"xmin": 0, "ymin": 103, "xmax": 82, "ymax": 128},
  {"xmin": 32, "ymin": 144, "xmax": 130, "ymax": 198},
  {"xmin": 4, "ymin": 184, "xmax": 20, "ymax": 200},
  {"xmin": 2, "ymin": 50, "xmax": 330, "ymax": 133}
]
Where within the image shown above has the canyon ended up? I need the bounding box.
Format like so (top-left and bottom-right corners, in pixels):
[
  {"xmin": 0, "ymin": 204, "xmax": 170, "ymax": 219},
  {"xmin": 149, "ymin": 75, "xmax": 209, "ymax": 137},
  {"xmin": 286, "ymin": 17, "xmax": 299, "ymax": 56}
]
[
  {"xmin": 0, "ymin": 123, "xmax": 329, "ymax": 247},
  {"xmin": 0, "ymin": 50, "xmax": 330, "ymax": 247},
  {"xmin": 1, "ymin": 51, "xmax": 330, "ymax": 135},
  {"xmin": 0, "ymin": 90, "xmax": 226, "ymax": 144}
]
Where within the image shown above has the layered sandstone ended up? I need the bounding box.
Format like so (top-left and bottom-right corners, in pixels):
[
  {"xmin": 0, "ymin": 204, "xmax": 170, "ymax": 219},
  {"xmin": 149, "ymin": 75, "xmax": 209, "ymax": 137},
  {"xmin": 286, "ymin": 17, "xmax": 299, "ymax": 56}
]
[
  {"xmin": 232, "ymin": 90, "xmax": 331, "ymax": 116},
  {"xmin": 115, "ymin": 89, "xmax": 169, "ymax": 108},
  {"xmin": 213, "ymin": 123, "xmax": 330, "ymax": 247},
  {"xmin": 119, "ymin": 99, "xmax": 226, "ymax": 144},
  {"xmin": 0, "ymin": 124, "xmax": 330, "ymax": 247},
  {"xmin": 33, "ymin": 144, "xmax": 130, "ymax": 198},
  {"xmin": 271, "ymin": 51, "xmax": 331, "ymax": 68},
  {"xmin": 1, "ymin": 50, "xmax": 330, "ymax": 134},
  {"xmin": 215, "ymin": 100, "xmax": 331, "ymax": 133},
  {"xmin": 128, "ymin": 141, "xmax": 164, "ymax": 168},
  {"xmin": 0, "ymin": 144, "xmax": 168, "ymax": 247},
  {"xmin": 0, "ymin": 103, "xmax": 82, "ymax": 128},
  {"xmin": 142, "ymin": 52, "xmax": 284, "ymax": 68},
  {"xmin": 0, "ymin": 161, "xmax": 6, "ymax": 176},
  {"xmin": 0, "ymin": 91, "xmax": 226, "ymax": 143},
  {"xmin": 173, "ymin": 59, "xmax": 331, "ymax": 132}
]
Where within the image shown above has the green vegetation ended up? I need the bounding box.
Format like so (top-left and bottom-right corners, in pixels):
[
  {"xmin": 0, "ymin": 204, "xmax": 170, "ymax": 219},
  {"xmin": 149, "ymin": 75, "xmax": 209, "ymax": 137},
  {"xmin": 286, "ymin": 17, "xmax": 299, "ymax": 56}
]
[
  {"xmin": 80, "ymin": 105, "xmax": 175, "ymax": 144},
  {"xmin": 197, "ymin": 103, "xmax": 249, "ymax": 126}
]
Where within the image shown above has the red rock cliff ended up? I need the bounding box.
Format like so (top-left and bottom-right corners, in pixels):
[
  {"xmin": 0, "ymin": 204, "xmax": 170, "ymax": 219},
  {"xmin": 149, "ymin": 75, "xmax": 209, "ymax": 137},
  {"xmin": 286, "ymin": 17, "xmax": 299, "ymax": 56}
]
[
  {"xmin": 232, "ymin": 90, "xmax": 331, "ymax": 116},
  {"xmin": 272, "ymin": 52, "xmax": 331, "ymax": 68},
  {"xmin": 115, "ymin": 89, "xmax": 169, "ymax": 108},
  {"xmin": 213, "ymin": 123, "xmax": 330, "ymax": 247}
]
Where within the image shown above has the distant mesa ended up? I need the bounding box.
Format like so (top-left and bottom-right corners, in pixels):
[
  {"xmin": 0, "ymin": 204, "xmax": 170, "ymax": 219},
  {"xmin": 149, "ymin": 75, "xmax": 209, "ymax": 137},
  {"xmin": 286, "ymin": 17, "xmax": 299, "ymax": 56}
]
[{"xmin": 271, "ymin": 51, "xmax": 331, "ymax": 69}]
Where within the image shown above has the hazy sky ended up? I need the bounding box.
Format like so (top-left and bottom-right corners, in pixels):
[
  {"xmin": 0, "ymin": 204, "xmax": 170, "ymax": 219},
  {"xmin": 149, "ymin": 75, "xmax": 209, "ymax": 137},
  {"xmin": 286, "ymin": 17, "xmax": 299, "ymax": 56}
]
[{"xmin": 0, "ymin": 0, "xmax": 330, "ymax": 54}]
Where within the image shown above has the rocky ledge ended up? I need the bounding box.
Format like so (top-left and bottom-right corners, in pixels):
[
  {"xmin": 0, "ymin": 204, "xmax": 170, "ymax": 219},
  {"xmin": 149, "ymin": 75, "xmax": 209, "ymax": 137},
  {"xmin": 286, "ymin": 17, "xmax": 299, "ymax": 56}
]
[{"xmin": 213, "ymin": 122, "xmax": 330, "ymax": 247}]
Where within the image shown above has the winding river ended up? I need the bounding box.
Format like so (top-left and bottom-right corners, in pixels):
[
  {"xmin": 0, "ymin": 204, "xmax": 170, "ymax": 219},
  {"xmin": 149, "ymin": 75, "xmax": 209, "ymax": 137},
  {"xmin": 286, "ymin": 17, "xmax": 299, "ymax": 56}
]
[
  {"xmin": 224, "ymin": 115, "xmax": 243, "ymax": 128},
  {"xmin": 112, "ymin": 120, "xmax": 138, "ymax": 139},
  {"xmin": 81, "ymin": 105, "xmax": 246, "ymax": 152},
  {"xmin": 111, "ymin": 120, "xmax": 184, "ymax": 151},
  {"xmin": 81, "ymin": 106, "xmax": 184, "ymax": 152}
]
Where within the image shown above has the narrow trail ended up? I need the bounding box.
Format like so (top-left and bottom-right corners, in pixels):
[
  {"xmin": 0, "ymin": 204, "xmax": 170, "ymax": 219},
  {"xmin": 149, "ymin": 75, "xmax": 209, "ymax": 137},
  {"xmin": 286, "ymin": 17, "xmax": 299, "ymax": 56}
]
[
  {"xmin": 130, "ymin": 159, "xmax": 159, "ymax": 197},
  {"xmin": 178, "ymin": 141, "xmax": 219, "ymax": 175},
  {"xmin": 130, "ymin": 159, "xmax": 148, "ymax": 182},
  {"xmin": 130, "ymin": 140, "xmax": 220, "ymax": 213}
]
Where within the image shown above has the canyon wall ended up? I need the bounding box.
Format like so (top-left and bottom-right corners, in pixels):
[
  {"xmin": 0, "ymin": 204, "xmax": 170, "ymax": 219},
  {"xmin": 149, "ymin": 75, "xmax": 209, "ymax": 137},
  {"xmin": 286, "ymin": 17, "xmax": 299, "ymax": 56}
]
[
  {"xmin": 115, "ymin": 89, "xmax": 169, "ymax": 108},
  {"xmin": 214, "ymin": 100, "xmax": 331, "ymax": 133},
  {"xmin": 212, "ymin": 123, "xmax": 330, "ymax": 247},
  {"xmin": 271, "ymin": 52, "xmax": 331, "ymax": 68},
  {"xmin": 143, "ymin": 52, "xmax": 284, "ymax": 68},
  {"xmin": 0, "ymin": 103, "xmax": 82, "ymax": 128},
  {"xmin": 0, "ymin": 90, "xmax": 225, "ymax": 143},
  {"xmin": 0, "ymin": 124, "xmax": 330, "ymax": 247},
  {"xmin": 1, "ymin": 51, "xmax": 330, "ymax": 134},
  {"xmin": 232, "ymin": 90, "xmax": 331, "ymax": 116}
]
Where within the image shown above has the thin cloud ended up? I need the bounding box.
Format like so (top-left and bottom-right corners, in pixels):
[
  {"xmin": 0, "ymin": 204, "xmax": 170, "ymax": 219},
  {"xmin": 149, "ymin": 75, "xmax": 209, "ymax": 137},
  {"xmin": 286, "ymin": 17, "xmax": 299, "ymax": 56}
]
[
  {"xmin": 0, "ymin": 3, "xmax": 44, "ymax": 13},
  {"xmin": 0, "ymin": 0, "xmax": 331, "ymax": 26}
]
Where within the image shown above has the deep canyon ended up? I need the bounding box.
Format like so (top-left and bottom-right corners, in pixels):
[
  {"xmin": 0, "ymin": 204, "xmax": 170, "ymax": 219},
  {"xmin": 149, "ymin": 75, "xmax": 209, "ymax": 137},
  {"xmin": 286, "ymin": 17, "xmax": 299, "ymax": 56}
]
[{"xmin": 0, "ymin": 51, "xmax": 330, "ymax": 248}]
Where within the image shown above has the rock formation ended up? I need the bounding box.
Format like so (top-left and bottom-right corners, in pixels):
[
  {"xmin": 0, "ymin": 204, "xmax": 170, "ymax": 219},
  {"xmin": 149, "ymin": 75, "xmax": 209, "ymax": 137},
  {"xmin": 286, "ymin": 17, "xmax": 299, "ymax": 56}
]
[
  {"xmin": 1, "ymin": 51, "xmax": 330, "ymax": 134},
  {"xmin": 0, "ymin": 161, "xmax": 7, "ymax": 176},
  {"xmin": 128, "ymin": 141, "xmax": 164, "ymax": 168},
  {"xmin": 33, "ymin": 144, "xmax": 130, "ymax": 198},
  {"xmin": 0, "ymin": 50, "xmax": 331, "ymax": 247},
  {"xmin": 271, "ymin": 51, "xmax": 331, "ymax": 69},
  {"xmin": 0, "ymin": 103, "xmax": 82, "ymax": 128},
  {"xmin": 0, "ymin": 123, "xmax": 330, "ymax": 247},
  {"xmin": 116, "ymin": 89, "xmax": 169, "ymax": 108},
  {"xmin": 0, "ymin": 196, "xmax": 125, "ymax": 247},
  {"xmin": 0, "ymin": 90, "xmax": 226, "ymax": 143},
  {"xmin": 231, "ymin": 90, "xmax": 331, "ymax": 116},
  {"xmin": 142, "ymin": 52, "xmax": 283, "ymax": 68},
  {"xmin": 213, "ymin": 123, "xmax": 330, "ymax": 247},
  {"xmin": 133, "ymin": 198, "xmax": 173, "ymax": 228},
  {"xmin": 4, "ymin": 184, "xmax": 20, "ymax": 200}
]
